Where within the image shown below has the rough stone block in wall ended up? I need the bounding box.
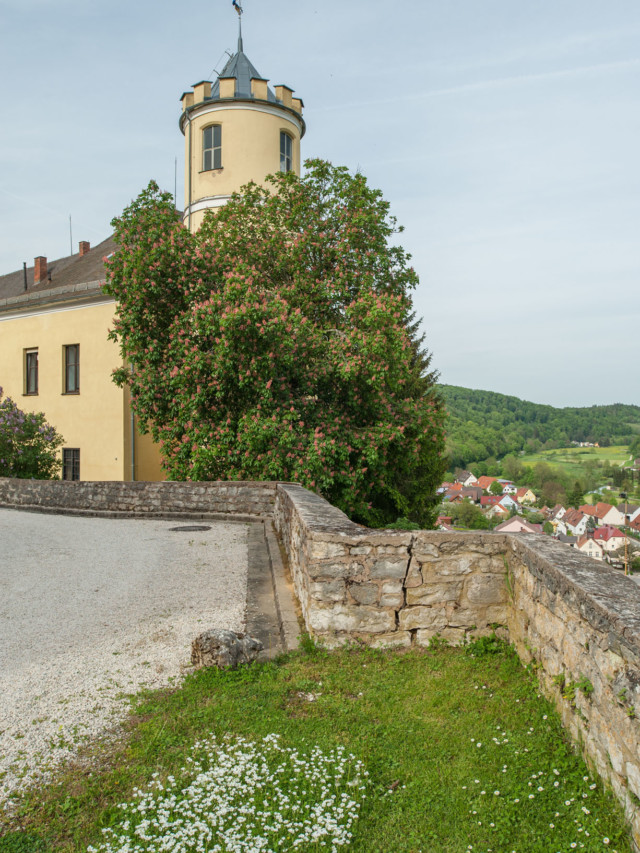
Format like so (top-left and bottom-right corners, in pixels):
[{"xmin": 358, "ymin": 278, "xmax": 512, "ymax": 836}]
[
  {"xmin": 348, "ymin": 582, "xmax": 379, "ymax": 605},
  {"xmin": 307, "ymin": 603, "xmax": 396, "ymax": 634}
]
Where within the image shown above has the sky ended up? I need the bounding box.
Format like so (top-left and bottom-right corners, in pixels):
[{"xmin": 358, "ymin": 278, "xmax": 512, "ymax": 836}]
[{"xmin": 1, "ymin": 0, "xmax": 638, "ymax": 408}]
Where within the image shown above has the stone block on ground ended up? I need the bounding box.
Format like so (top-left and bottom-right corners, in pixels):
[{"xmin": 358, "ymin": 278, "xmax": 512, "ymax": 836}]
[{"xmin": 191, "ymin": 629, "xmax": 263, "ymax": 670}]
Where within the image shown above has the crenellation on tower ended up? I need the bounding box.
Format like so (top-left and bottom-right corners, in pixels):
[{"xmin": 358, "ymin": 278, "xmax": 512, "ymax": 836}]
[{"xmin": 192, "ymin": 80, "xmax": 212, "ymax": 102}]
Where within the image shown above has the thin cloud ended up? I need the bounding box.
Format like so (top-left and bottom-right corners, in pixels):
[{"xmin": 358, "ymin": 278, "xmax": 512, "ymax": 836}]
[{"xmin": 315, "ymin": 57, "xmax": 640, "ymax": 113}]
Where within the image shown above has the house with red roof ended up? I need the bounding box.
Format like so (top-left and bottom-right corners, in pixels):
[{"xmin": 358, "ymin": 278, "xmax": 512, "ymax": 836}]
[
  {"xmin": 477, "ymin": 476, "xmax": 498, "ymax": 492},
  {"xmin": 482, "ymin": 494, "xmax": 520, "ymax": 519},
  {"xmin": 444, "ymin": 486, "xmax": 483, "ymax": 504},
  {"xmin": 557, "ymin": 509, "xmax": 588, "ymax": 537},
  {"xmin": 579, "ymin": 503, "xmax": 625, "ymax": 527},
  {"xmin": 480, "ymin": 495, "xmax": 502, "ymax": 507},
  {"xmin": 515, "ymin": 487, "xmax": 536, "ymax": 505},
  {"xmin": 592, "ymin": 525, "xmax": 628, "ymax": 553}
]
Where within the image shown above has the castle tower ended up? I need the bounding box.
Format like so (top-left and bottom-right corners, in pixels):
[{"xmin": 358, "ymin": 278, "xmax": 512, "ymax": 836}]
[{"xmin": 179, "ymin": 28, "xmax": 305, "ymax": 231}]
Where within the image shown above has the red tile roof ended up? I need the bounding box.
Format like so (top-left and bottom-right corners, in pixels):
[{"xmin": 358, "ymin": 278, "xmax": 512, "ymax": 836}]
[
  {"xmin": 579, "ymin": 503, "xmax": 614, "ymax": 520},
  {"xmin": 593, "ymin": 526, "xmax": 624, "ymax": 542},
  {"xmin": 481, "ymin": 495, "xmax": 502, "ymax": 506},
  {"xmin": 477, "ymin": 476, "xmax": 497, "ymax": 490},
  {"xmin": 563, "ymin": 509, "xmax": 586, "ymax": 528}
]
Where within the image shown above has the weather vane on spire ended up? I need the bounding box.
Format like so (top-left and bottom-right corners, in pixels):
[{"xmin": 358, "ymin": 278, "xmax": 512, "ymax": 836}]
[{"xmin": 232, "ymin": 0, "xmax": 243, "ymax": 49}]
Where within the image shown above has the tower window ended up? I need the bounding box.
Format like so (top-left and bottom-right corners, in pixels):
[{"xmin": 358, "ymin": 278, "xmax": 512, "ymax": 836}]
[
  {"xmin": 280, "ymin": 131, "xmax": 293, "ymax": 173},
  {"xmin": 203, "ymin": 125, "xmax": 222, "ymax": 170},
  {"xmin": 24, "ymin": 348, "xmax": 38, "ymax": 395}
]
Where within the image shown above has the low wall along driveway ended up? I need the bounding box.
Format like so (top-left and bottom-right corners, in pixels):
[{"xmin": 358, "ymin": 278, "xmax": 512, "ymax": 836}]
[{"xmin": 2, "ymin": 476, "xmax": 640, "ymax": 849}]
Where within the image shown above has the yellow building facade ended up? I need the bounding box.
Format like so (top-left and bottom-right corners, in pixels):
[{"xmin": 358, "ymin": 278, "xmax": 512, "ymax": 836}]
[{"xmin": 0, "ymin": 31, "xmax": 303, "ymax": 481}]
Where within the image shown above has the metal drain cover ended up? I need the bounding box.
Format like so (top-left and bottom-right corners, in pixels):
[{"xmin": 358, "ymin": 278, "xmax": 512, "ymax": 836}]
[{"xmin": 169, "ymin": 525, "xmax": 212, "ymax": 532}]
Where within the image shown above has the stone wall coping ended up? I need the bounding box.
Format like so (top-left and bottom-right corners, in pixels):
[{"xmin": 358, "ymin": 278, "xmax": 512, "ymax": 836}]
[
  {"xmin": 276, "ymin": 484, "xmax": 361, "ymax": 534},
  {"xmin": 512, "ymin": 535, "xmax": 640, "ymax": 656},
  {"xmin": 0, "ymin": 478, "xmax": 278, "ymax": 490}
]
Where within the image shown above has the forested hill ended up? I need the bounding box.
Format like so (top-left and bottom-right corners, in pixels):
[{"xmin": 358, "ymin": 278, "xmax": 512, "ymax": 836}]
[{"xmin": 440, "ymin": 385, "xmax": 640, "ymax": 469}]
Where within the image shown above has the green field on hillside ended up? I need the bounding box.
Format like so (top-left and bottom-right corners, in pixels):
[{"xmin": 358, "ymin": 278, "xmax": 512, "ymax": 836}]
[{"xmin": 519, "ymin": 445, "xmax": 631, "ymax": 478}]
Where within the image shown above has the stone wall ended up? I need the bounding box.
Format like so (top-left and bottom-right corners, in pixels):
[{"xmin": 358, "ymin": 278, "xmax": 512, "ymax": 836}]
[
  {"xmin": 507, "ymin": 536, "xmax": 640, "ymax": 844},
  {"xmin": 273, "ymin": 483, "xmax": 510, "ymax": 648},
  {"xmin": 0, "ymin": 478, "xmax": 276, "ymax": 519}
]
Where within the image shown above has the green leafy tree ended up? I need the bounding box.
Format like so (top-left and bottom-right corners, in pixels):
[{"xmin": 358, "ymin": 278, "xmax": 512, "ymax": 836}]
[
  {"xmin": 567, "ymin": 482, "xmax": 584, "ymax": 509},
  {"xmin": 447, "ymin": 500, "xmax": 492, "ymax": 530},
  {"xmin": 0, "ymin": 388, "xmax": 63, "ymax": 478},
  {"xmin": 105, "ymin": 164, "xmax": 446, "ymax": 526},
  {"xmin": 489, "ymin": 480, "xmax": 503, "ymax": 496},
  {"xmin": 502, "ymin": 454, "xmax": 526, "ymax": 484},
  {"xmin": 543, "ymin": 521, "xmax": 554, "ymax": 535}
]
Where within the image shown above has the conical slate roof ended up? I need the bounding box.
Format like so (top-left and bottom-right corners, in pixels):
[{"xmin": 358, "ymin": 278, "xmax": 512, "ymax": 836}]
[{"xmin": 211, "ymin": 37, "xmax": 277, "ymax": 102}]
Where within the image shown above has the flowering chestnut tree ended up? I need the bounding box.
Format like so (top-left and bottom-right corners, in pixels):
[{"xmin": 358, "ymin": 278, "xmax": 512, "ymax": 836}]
[
  {"xmin": 0, "ymin": 388, "xmax": 64, "ymax": 478},
  {"xmin": 105, "ymin": 161, "xmax": 446, "ymax": 526}
]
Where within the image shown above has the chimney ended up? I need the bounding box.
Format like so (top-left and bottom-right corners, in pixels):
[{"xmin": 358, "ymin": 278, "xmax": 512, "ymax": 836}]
[
  {"xmin": 79, "ymin": 240, "xmax": 90, "ymax": 256},
  {"xmin": 34, "ymin": 256, "xmax": 47, "ymax": 284}
]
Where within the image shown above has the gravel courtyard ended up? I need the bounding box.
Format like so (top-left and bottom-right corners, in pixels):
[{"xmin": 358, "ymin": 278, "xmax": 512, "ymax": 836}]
[{"xmin": 0, "ymin": 509, "xmax": 249, "ymax": 807}]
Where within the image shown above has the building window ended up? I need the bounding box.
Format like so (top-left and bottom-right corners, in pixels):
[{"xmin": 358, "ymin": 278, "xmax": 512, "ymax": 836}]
[
  {"xmin": 203, "ymin": 125, "xmax": 222, "ymax": 170},
  {"xmin": 62, "ymin": 448, "xmax": 80, "ymax": 481},
  {"xmin": 64, "ymin": 344, "xmax": 80, "ymax": 393},
  {"xmin": 24, "ymin": 349, "xmax": 38, "ymax": 395},
  {"xmin": 280, "ymin": 131, "xmax": 293, "ymax": 172}
]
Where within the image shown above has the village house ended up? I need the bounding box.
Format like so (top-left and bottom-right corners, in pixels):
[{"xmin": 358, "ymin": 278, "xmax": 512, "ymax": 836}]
[
  {"xmin": 618, "ymin": 503, "xmax": 640, "ymax": 524},
  {"xmin": 557, "ymin": 509, "xmax": 588, "ymax": 537},
  {"xmin": 593, "ymin": 525, "xmax": 629, "ymax": 553},
  {"xmin": 515, "ymin": 486, "xmax": 537, "ymax": 505},
  {"xmin": 575, "ymin": 535, "xmax": 605, "ymax": 560},
  {"xmin": 500, "ymin": 482, "xmax": 518, "ymax": 495},
  {"xmin": 455, "ymin": 470, "xmax": 479, "ymax": 487},
  {"xmin": 579, "ymin": 503, "xmax": 625, "ymax": 528},
  {"xmin": 444, "ymin": 486, "xmax": 483, "ymax": 504},
  {"xmin": 476, "ymin": 475, "xmax": 498, "ymax": 492},
  {"xmin": 547, "ymin": 505, "xmax": 567, "ymax": 530},
  {"xmin": 494, "ymin": 516, "xmax": 542, "ymax": 534}
]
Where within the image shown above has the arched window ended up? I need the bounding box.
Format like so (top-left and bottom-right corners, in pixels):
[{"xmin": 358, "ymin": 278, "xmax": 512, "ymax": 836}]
[
  {"xmin": 280, "ymin": 131, "xmax": 293, "ymax": 173},
  {"xmin": 203, "ymin": 125, "xmax": 222, "ymax": 171}
]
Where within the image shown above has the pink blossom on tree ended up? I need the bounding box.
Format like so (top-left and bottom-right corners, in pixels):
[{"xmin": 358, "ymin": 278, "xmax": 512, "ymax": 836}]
[{"xmin": 105, "ymin": 161, "xmax": 446, "ymax": 526}]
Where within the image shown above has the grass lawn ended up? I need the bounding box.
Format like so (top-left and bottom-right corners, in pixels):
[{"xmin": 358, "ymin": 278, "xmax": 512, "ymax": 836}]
[
  {"xmin": 519, "ymin": 446, "xmax": 631, "ymax": 479},
  {"xmin": 0, "ymin": 639, "xmax": 631, "ymax": 853}
]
